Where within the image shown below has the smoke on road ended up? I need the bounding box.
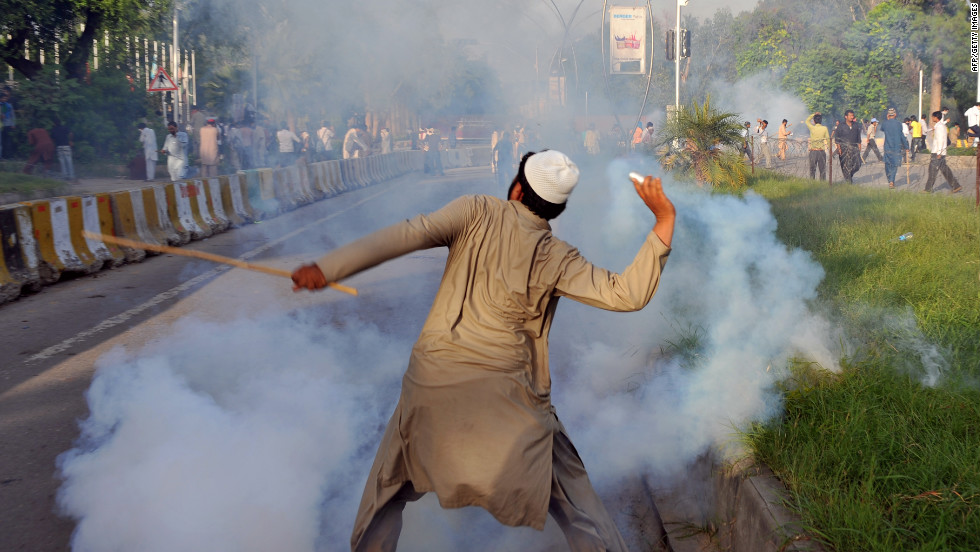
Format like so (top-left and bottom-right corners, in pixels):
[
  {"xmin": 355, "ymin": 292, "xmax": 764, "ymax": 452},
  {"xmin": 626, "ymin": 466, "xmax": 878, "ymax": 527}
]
[{"xmin": 57, "ymin": 153, "xmax": 844, "ymax": 550}]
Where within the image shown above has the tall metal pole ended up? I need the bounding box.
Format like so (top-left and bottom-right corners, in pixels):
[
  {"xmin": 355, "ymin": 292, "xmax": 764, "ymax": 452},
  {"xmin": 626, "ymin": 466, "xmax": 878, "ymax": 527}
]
[
  {"xmin": 252, "ymin": 55, "xmax": 258, "ymax": 120},
  {"xmin": 191, "ymin": 50, "xmax": 197, "ymax": 106},
  {"xmin": 172, "ymin": 3, "xmax": 180, "ymax": 124},
  {"xmin": 675, "ymin": 0, "xmax": 681, "ymax": 110},
  {"xmin": 918, "ymin": 69, "xmax": 923, "ymax": 123}
]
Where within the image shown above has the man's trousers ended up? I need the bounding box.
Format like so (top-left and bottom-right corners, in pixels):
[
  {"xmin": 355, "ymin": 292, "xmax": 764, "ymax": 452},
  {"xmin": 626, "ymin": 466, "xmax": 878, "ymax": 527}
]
[
  {"xmin": 838, "ymin": 144, "xmax": 862, "ymax": 182},
  {"xmin": 924, "ymin": 154, "xmax": 961, "ymax": 192},
  {"xmin": 808, "ymin": 150, "xmax": 826, "ymax": 180},
  {"xmin": 883, "ymin": 150, "xmax": 903, "ymax": 184},
  {"xmin": 862, "ymin": 140, "xmax": 882, "ymax": 162},
  {"xmin": 351, "ymin": 431, "xmax": 629, "ymax": 552}
]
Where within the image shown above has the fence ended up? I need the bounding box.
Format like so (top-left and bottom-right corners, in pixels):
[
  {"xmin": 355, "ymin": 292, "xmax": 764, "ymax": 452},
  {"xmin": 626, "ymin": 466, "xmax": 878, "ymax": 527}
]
[{"xmin": 748, "ymin": 137, "xmax": 978, "ymax": 200}]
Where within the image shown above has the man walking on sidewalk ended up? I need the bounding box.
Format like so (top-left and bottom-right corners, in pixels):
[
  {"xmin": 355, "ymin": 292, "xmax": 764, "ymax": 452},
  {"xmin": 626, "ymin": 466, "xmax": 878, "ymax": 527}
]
[{"xmin": 922, "ymin": 110, "xmax": 962, "ymax": 194}]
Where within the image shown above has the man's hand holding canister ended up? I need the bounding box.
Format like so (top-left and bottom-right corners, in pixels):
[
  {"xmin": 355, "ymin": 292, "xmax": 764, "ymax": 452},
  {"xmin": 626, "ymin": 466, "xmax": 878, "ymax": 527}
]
[{"xmin": 631, "ymin": 175, "xmax": 675, "ymax": 247}]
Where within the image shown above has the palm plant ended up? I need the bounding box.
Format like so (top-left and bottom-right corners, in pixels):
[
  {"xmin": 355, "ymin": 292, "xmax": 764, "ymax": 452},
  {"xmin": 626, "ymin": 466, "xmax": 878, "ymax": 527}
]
[{"xmin": 657, "ymin": 96, "xmax": 749, "ymax": 189}]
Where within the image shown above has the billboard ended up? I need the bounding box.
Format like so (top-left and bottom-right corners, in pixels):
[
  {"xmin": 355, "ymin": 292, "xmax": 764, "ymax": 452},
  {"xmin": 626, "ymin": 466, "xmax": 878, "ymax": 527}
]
[{"xmin": 609, "ymin": 6, "xmax": 646, "ymax": 75}]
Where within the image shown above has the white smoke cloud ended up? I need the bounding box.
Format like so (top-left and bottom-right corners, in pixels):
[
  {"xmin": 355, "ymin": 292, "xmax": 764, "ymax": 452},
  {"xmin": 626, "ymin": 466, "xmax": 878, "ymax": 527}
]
[
  {"xmin": 708, "ymin": 72, "xmax": 810, "ymax": 131},
  {"xmin": 547, "ymin": 158, "xmax": 841, "ymax": 487},
  {"xmin": 57, "ymin": 155, "xmax": 844, "ymax": 550}
]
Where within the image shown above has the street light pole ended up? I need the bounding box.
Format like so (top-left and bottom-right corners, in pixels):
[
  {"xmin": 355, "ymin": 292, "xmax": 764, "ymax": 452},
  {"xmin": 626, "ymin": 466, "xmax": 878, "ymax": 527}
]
[
  {"xmin": 675, "ymin": 0, "xmax": 687, "ymax": 110},
  {"xmin": 172, "ymin": 2, "xmax": 180, "ymax": 124}
]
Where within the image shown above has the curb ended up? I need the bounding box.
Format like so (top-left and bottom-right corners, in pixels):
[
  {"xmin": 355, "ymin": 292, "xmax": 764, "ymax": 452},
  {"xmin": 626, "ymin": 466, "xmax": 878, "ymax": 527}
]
[
  {"xmin": 647, "ymin": 454, "xmax": 827, "ymax": 552},
  {"xmin": 715, "ymin": 459, "xmax": 827, "ymax": 552}
]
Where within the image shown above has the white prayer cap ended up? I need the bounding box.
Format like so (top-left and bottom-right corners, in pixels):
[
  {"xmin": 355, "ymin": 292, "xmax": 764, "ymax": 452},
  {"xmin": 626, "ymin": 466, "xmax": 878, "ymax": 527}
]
[{"xmin": 524, "ymin": 150, "xmax": 579, "ymax": 204}]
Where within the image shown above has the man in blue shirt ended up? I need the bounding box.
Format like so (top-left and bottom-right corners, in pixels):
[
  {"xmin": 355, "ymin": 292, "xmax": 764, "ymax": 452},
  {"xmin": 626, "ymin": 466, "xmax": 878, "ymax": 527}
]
[
  {"xmin": 0, "ymin": 88, "xmax": 14, "ymax": 159},
  {"xmin": 880, "ymin": 108, "xmax": 908, "ymax": 189}
]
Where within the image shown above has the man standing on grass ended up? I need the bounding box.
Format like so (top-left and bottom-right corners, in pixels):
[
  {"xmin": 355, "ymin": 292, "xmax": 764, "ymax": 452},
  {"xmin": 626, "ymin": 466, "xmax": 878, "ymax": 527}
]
[
  {"xmin": 922, "ymin": 110, "xmax": 962, "ymax": 194},
  {"xmin": 804, "ymin": 113, "xmax": 829, "ymax": 181},
  {"xmin": 881, "ymin": 108, "xmax": 908, "ymax": 190},
  {"xmin": 22, "ymin": 126, "xmax": 55, "ymax": 175},
  {"xmin": 292, "ymin": 150, "xmax": 675, "ymax": 551}
]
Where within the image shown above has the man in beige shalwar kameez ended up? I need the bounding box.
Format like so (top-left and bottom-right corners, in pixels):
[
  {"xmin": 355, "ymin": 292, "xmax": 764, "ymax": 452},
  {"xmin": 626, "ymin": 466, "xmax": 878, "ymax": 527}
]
[
  {"xmin": 198, "ymin": 118, "xmax": 220, "ymax": 177},
  {"xmin": 292, "ymin": 150, "xmax": 675, "ymax": 551}
]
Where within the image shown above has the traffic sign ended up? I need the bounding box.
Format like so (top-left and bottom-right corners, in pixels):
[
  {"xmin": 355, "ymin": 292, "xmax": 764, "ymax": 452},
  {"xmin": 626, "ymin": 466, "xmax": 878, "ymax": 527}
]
[{"xmin": 148, "ymin": 68, "xmax": 178, "ymax": 92}]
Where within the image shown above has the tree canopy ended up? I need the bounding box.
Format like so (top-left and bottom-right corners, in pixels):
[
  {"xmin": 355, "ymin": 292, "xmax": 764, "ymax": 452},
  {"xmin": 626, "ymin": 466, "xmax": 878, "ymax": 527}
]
[{"xmin": 1, "ymin": 0, "xmax": 170, "ymax": 81}]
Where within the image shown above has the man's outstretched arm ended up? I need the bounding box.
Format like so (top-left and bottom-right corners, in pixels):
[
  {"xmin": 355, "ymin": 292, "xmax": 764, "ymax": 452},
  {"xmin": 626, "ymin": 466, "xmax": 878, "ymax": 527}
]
[{"xmin": 554, "ymin": 175, "xmax": 674, "ymax": 312}]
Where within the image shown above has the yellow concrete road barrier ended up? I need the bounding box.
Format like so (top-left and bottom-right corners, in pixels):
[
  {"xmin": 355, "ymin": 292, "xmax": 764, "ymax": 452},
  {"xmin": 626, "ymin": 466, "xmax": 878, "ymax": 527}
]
[
  {"xmin": 0, "ymin": 204, "xmax": 43, "ymax": 303},
  {"xmin": 26, "ymin": 198, "xmax": 101, "ymax": 279},
  {"xmin": 164, "ymin": 182, "xmax": 208, "ymax": 241},
  {"xmin": 143, "ymin": 185, "xmax": 186, "ymax": 245}
]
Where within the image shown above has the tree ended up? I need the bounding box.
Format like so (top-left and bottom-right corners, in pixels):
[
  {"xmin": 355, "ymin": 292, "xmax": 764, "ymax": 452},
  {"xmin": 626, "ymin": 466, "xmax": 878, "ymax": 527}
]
[
  {"xmin": 783, "ymin": 44, "xmax": 850, "ymax": 116},
  {"xmin": 870, "ymin": 0, "xmax": 970, "ymax": 116},
  {"xmin": 736, "ymin": 21, "xmax": 796, "ymax": 78},
  {"xmin": 657, "ymin": 96, "xmax": 749, "ymax": 189},
  {"xmin": 0, "ymin": 0, "xmax": 169, "ymax": 81}
]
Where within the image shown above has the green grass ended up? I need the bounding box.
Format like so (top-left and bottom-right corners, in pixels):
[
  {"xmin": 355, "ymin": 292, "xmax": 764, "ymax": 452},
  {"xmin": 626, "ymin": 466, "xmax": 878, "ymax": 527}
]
[
  {"xmin": 742, "ymin": 174, "xmax": 980, "ymax": 551},
  {"xmin": 943, "ymin": 147, "xmax": 976, "ymax": 157},
  {"xmin": 0, "ymin": 171, "xmax": 67, "ymax": 195}
]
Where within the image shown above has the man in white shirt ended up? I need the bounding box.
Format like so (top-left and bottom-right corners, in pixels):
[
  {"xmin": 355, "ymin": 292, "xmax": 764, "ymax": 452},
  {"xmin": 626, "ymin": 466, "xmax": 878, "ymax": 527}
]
[
  {"xmin": 755, "ymin": 119, "xmax": 772, "ymax": 168},
  {"xmin": 317, "ymin": 121, "xmax": 335, "ymax": 160},
  {"xmin": 740, "ymin": 121, "xmax": 754, "ymax": 164},
  {"xmin": 964, "ymin": 102, "xmax": 980, "ymax": 146},
  {"xmin": 862, "ymin": 118, "xmax": 882, "ymax": 163},
  {"xmin": 922, "ymin": 110, "xmax": 962, "ymax": 194},
  {"xmin": 276, "ymin": 121, "xmax": 301, "ymax": 167},
  {"xmin": 160, "ymin": 121, "xmax": 189, "ymax": 181},
  {"xmin": 138, "ymin": 123, "xmax": 158, "ymax": 181},
  {"xmin": 380, "ymin": 127, "xmax": 392, "ymax": 154}
]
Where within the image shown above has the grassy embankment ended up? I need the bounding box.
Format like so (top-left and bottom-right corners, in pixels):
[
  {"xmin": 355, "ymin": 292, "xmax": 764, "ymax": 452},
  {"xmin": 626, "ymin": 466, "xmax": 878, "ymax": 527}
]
[
  {"xmin": 0, "ymin": 170, "xmax": 66, "ymax": 196},
  {"xmin": 744, "ymin": 174, "xmax": 980, "ymax": 551}
]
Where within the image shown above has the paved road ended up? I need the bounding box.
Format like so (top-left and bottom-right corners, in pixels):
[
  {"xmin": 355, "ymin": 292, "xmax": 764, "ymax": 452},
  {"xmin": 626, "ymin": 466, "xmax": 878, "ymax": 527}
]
[
  {"xmin": 0, "ymin": 165, "xmax": 679, "ymax": 551},
  {"xmin": 0, "ymin": 168, "xmax": 473, "ymax": 550}
]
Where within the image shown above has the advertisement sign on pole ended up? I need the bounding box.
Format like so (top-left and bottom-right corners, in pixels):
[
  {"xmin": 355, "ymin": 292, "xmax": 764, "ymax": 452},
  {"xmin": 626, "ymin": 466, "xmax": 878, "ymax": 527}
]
[{"xmin": 609, "ymin": 6, "xmax": 646, "ymax": 75}]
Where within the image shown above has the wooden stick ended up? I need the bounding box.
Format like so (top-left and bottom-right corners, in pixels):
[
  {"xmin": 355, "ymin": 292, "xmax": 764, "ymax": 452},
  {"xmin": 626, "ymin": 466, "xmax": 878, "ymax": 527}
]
[{"xmin": 83, "ymin": 231, "xmax": 358, "ymax": 296}]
